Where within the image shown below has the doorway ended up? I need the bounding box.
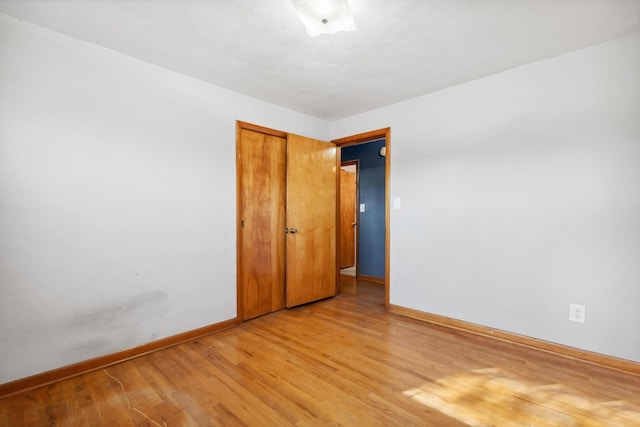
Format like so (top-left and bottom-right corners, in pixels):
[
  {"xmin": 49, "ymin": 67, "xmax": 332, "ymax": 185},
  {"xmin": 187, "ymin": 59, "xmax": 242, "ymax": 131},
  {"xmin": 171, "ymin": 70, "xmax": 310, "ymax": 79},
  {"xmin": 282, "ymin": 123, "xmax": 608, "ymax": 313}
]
[
  {"xmin": 339, "ymin": 161, "xmax": 358, "ymax": 277},
  {"xmin": 333, "ymin": 128, "xmax": 390, "ymax": 308}
]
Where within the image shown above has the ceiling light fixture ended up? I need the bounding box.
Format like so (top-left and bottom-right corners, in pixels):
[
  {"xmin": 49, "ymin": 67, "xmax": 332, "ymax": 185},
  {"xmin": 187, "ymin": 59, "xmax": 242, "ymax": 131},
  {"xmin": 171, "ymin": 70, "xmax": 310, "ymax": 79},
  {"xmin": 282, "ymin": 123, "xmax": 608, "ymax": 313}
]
[{"xmin": 290, "ymin": 0, "xmax": 357, "ymax": 37}]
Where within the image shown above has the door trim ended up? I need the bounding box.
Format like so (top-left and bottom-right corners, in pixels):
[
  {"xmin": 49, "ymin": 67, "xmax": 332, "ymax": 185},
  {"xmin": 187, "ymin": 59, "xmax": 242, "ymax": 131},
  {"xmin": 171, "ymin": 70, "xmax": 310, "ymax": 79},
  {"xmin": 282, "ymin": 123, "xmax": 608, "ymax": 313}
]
[
  {"xmin": 237, "ymin": 120, "xmax": 287, "ymax": 138},
  {"xmin": 332, "ymin": 128, "xmax": 391, "ymax": 308}
]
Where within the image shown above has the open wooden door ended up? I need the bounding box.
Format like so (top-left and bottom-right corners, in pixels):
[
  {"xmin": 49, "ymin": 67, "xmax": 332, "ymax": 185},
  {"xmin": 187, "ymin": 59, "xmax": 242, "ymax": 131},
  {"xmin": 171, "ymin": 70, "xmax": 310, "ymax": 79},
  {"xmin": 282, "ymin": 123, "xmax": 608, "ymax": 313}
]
[
  {"xmin": 339, "ymin": 167, "xmax": 357, "ymax": 268},
  {"xmin": 237, "ymin": 128, "xmax": 286, "ymax": 320},
  {"xmin": 285, "ymin": 134, "xmax": 337, "ymax": 307}
]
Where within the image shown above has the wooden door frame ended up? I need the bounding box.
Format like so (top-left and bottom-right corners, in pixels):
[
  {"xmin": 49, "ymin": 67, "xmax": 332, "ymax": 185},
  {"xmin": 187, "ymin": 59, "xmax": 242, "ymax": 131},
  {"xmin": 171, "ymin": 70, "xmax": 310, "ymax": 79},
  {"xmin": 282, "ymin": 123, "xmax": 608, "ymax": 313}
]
[
  {"xmin": 332, "ymin": 128, "xmax": 391, "ymax": 308},
  {"xmin": 339, "ymin": 160, "xmax": 360, "ymax": 275}
]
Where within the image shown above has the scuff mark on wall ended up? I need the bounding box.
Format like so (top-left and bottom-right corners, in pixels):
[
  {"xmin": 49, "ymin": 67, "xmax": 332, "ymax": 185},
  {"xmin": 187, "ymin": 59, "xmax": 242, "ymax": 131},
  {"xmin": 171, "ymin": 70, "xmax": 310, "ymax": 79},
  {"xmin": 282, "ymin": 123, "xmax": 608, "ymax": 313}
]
[{"xmin": 67, "ymin": 290, "xmax": 170, "ymax": 356}]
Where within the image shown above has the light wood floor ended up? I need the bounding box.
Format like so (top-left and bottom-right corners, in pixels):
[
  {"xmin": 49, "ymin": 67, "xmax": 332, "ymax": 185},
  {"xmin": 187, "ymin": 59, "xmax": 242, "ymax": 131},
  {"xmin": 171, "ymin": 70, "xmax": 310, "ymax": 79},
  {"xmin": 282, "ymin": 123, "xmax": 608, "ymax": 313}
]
[{"xmin": 2, "ymin": 277, "xmax": 640, "ymax": 426}]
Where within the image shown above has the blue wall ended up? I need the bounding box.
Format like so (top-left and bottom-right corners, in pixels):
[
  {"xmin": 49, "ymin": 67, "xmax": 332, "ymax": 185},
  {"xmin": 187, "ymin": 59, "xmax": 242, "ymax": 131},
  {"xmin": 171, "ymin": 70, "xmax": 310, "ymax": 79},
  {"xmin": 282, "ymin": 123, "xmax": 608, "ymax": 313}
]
[{"xmin": 341, "ymin": 139, "xmax": 385, "ymax": 278}]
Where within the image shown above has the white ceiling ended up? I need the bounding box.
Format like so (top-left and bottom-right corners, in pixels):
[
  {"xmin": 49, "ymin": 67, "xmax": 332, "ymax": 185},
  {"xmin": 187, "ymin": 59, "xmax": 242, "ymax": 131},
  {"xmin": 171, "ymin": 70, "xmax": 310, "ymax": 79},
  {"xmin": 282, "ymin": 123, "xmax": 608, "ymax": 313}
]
[{"xmin": 1, "ymin": 0, "xmax": 639, "ymax": 120}]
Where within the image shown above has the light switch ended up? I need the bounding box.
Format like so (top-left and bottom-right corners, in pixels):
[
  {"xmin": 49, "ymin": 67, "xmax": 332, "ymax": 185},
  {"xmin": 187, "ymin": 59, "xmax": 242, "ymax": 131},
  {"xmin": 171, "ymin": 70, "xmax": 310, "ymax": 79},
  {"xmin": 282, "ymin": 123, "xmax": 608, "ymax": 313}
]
[
  {"xmin": 360, "ymin": 203, "xmax": 365, "ymax": 212},
  {"xmin": 393, "ymin": 197, "xmax": 401, "ymax": 210}
]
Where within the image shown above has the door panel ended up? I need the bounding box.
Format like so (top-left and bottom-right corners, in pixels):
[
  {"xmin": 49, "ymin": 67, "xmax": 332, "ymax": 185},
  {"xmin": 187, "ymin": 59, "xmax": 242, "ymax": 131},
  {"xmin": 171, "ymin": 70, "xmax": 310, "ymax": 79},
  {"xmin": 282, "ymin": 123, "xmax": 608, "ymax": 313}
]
[
  {"xmin": 339, "ymin": 168, "xmax": 356, "ymax": 268},
  {"xmin": 286, "ymin": 134, "xmax": 337, "ymax": 307},
  {"xmin": 238, "ymin": 129, "xmax": 286, "ymax": 320}
]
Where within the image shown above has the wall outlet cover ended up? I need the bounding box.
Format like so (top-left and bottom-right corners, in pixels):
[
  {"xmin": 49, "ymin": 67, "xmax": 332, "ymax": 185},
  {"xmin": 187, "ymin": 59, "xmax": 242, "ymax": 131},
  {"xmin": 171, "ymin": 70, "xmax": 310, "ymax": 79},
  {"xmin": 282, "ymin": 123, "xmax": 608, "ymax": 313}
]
[{"xmin": 569, "ymin": 303, "xmax": 585, "ymax": 323}]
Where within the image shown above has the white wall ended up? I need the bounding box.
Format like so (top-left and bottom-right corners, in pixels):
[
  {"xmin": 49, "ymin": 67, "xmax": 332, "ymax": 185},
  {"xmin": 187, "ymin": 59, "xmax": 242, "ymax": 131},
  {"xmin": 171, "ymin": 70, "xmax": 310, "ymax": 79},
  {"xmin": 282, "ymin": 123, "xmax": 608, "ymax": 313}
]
[
  {"xmin": 331, "ymin": 33, "xmax": 640, "ymax": 362},
  {"xmin": 0, "ymin": 13, "xmax": 328, "ymax": 384},
  {"xmin": 2, "ymin": 13, "xmax": 638, "ymax": 386}
]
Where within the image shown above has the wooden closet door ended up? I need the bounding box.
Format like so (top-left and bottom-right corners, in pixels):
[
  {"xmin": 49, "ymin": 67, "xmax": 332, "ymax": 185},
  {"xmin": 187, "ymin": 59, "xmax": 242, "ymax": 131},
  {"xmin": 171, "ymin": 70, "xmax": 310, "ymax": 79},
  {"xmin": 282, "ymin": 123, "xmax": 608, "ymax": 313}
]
[
  {"xmin": 285, "ymin": 134, "xmax": 337, "ymax": 307},
  {"xmin": 237, "ymin": 129, "xmax": 286, "ymax": 320}
]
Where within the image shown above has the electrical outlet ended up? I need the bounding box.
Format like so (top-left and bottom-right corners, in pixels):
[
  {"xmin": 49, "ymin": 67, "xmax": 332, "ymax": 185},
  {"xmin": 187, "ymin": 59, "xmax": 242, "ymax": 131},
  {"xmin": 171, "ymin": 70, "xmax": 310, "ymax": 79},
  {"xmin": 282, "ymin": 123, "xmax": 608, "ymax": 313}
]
[{"xmin": 569, "ymin": 304, "xmax": 585, "ymax": 323}]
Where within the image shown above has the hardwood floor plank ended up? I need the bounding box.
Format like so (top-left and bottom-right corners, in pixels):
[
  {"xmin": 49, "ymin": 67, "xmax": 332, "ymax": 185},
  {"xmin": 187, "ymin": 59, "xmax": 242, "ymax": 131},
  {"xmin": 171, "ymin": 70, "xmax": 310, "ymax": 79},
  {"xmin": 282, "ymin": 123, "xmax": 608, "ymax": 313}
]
[
  {"xmin": 1, "ymin": 280, "xmax": 639, "ymax": 426},
  {"xmin": 187, "ymin": 340, "xmax": 321, "ymax": 425},
  {"xmin": 84, "ymin": 371, "xmax": 136, "ymax": 426}
]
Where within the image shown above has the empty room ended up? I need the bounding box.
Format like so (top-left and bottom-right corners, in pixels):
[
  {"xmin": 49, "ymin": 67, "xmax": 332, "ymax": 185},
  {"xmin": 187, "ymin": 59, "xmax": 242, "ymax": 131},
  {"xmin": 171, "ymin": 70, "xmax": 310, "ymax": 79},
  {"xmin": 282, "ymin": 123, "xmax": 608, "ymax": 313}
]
[{"xmin": 1, "ymin": 0, "xmax": 639, "ymax": 425}]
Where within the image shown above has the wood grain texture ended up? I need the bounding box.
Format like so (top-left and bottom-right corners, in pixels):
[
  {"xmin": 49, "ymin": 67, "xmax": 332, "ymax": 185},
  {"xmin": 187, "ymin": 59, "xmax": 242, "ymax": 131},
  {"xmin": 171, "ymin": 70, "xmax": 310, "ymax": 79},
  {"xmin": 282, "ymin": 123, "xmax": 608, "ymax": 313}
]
[
  {"xmin": 237, "ymin": 128, "xmax": 286, "ymax": 320},
  {"xmin": 0, "ymin": 318, "xmax": 238, "ymax": 400},
  {"xmin": 339, "ymin": 167, "xmax": 357, "ymax": 268},
  {"xmin": 357, "ymin": 274, "xmax": 384, "ymax": 285},
  {"xmin": 2, "ymin": 279, "xmax": 639, "ymax": 426},
  {"xmin": 389, "ymin": 304, "xmax": 640, "ymax": 376},
  {"xmin": 285, "ymin": 134, "xmax": 337, "ymax": 307}
]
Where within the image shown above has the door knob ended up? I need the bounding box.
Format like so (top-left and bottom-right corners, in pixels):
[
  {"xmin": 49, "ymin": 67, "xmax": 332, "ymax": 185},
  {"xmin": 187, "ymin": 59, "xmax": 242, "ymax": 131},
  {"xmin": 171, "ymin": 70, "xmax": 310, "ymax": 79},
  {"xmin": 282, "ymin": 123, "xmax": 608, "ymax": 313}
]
[{"xmin": 289, "ymin": 227, "xmax": 298, "ymax": 234}]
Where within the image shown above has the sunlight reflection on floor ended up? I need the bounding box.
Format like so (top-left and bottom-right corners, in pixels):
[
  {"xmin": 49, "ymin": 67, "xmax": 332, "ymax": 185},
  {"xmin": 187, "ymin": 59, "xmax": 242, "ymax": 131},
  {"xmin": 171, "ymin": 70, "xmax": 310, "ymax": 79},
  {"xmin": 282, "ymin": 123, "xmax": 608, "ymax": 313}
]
[{"xmin": 403, "ymin": 368, "xmax": 640, "ymax": 426}]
